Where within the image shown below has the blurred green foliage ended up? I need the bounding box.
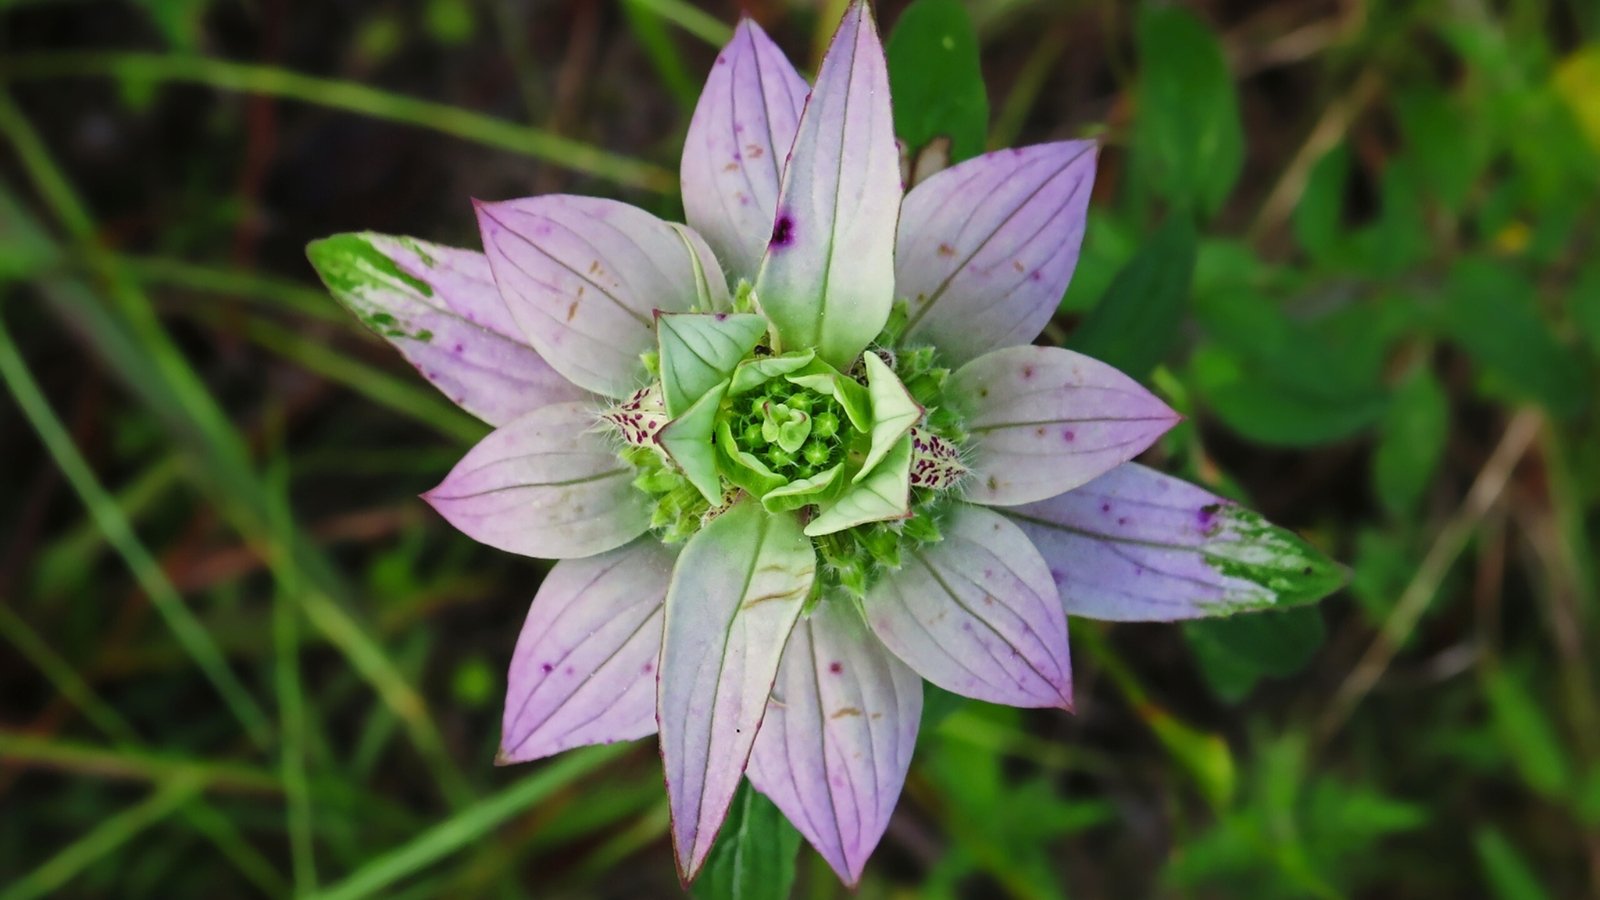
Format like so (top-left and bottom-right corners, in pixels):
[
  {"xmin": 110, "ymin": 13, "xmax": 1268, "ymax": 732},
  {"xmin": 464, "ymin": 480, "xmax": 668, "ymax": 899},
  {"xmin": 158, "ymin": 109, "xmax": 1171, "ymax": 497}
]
[{"xmin": 2, "ymin": 0, "xmax": 1599, "ymax": 897}]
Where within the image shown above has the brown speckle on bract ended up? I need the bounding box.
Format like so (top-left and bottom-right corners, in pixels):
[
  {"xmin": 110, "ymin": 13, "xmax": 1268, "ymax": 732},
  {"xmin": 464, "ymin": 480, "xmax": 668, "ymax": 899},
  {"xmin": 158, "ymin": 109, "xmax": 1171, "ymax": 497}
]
[{"xmin": 937, "ymin": 243, "xmax": 956, "ymax": 257}]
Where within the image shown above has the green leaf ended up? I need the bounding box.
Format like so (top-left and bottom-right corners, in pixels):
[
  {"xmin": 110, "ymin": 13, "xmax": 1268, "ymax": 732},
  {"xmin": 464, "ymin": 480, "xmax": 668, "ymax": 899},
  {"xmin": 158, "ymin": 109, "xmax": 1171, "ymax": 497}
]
[
  {"xmin": 1068, "ymin": 215, "xmax": 1196, "ymax": 377},
  {"xmin": 1483, "ymin": 667, "xmax": 1573, "ymax": 799},
  {"xmin": 1183, "ymin": 606, "xmax": 1325, "ymax": 702},
  {"xmin": 729, "ymin": 350, "xmax": 814, "ymax": 395},
  {"xmin": 786, "ymin": 364, "xmax": 871, "ymax": 432},
  {"xmin": 761, "ymin": 463, "xmax": 846, "ymax": 514},
  {"xmin": 1373, "ymin": 367, "xmax": 1449, "ymax": 518},
  {"xmin": 715, "ymin": 419, "xmax": 787, "ymax": 499},
  {"xmin": 805, "ymin": 435, "xmax": 912, "ymax": 536},
  {"xmin": 857, "ymin": 352, "xmax": 922, "ymax": 481},
  {"xmin": 1293, "ymin": 145, "xmax": 1349, "ymax": 264},
  {"xmin": 658, "ymin": 379, "xmax": 729, "ymax": 504},
  {"xmin": 1395, "ymin": 85, "xmax": 1486, "ymax": 213},
  {"xmin": 1571, "ymin": 261, "xmax": 1600, "ymax": 358},
  {"xmin": 1439, "ymin": 260, "xmax": 1586, "ymax": 417},
  {"xmin": 886, "ymin": 0, "xmax": 989, "ymax": 164},
  {"xmin": 1190, "ymin": 344, "xmax": 1388, "ymax": 446},
  {"xmin": 657, "ymin": 312, "xmax": 767, "ymax": 417},
  {"xmin": 1474, "ymin": 828, "xmax": 1556, "ymax": 900},
  {"xmin": 1131, "ymin": 6, "xmax": 1244, "ymax": 217},
  {"xmin": 691, "ymin": 781, "xmax": 801, "ymax": 900},
  {"xmin": 1190, "ymin": 290, "xmax": 1391, "ymax": 446}
]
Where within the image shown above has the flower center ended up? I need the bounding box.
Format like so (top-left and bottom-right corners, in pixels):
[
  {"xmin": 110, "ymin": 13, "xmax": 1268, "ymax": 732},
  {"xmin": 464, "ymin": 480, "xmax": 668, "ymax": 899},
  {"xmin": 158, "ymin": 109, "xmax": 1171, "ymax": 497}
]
[
  {"xmin": 731, "ymin": 383, "xmax": 845, "ymax": 480},
  {"xmin": 604, "ymin": 303, "xmax": 972, "ymax": 597}
]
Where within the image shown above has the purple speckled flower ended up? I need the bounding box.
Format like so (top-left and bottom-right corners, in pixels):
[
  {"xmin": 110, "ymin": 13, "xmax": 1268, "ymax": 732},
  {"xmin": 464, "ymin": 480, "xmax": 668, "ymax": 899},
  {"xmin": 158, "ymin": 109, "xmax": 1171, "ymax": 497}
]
[{"xmin": 309, "ymin": 1, "xmax": 1338, "ymax": 886}]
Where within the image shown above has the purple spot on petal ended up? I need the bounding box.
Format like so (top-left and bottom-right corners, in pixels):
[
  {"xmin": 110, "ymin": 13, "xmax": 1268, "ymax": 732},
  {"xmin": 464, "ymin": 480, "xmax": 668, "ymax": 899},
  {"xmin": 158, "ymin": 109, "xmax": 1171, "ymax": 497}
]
[
  {"xmin": 1029, "ymin": 269, "xmax": 1043, "ymax": 282},
  {"xmin": 642, "ymin": 662, "xmax": 654, "ymax": 674},
  {"xmin": 717, "ymin": 55, "xmax": 727, "ymax": 65},
  {"xmin": 1062, "ymin": 429, "xmax": 1076, "ymax": 442},
  {"xmin": 770, "ymin": 213, "xmax": 795, "ymax": 248},
  {"xmin": 1117, "ymin": 517, "xmax": 1129, "ymax": 526},
  {"xmin": 540, "ymin": 663, "xmax": 554, "ymax": 674},
  {"xmin": 564, "ymin": 665, "xmax": 575, "ymax": 675},
  {"xmin": 829, "ymin": 662, "xmax": 843, "ymax": 674},
  {"xmin": 1100, "ymin": 502, "xmax": 1112, "ymax": 513}
]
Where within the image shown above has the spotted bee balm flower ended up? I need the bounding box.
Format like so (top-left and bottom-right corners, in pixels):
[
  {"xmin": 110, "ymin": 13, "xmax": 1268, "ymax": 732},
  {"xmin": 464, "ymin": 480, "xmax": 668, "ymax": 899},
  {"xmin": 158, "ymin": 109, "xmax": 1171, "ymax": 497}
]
[{"xmin": 309, "ymin": 0, "xmax": 1339, "ymax": 886}]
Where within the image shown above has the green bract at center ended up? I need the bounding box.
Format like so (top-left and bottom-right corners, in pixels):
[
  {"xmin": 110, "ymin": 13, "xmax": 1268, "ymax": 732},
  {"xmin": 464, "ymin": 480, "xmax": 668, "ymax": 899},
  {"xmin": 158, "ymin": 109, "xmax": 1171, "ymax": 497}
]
[{"xmin": 605, "ymin": 308, "xmax": 970, "ymax": 596}]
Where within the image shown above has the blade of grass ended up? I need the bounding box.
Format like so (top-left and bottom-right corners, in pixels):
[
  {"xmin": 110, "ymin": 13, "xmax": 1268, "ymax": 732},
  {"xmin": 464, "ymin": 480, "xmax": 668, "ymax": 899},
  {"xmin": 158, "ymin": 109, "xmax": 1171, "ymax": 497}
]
[
  {"xmin": 0, "ymin": 775, "xmax": 204, "ymax": 900},
  {"xmin": 624, "ymin": 0, "xmax": 732, "ymax": 46},
  {"xmin": 0, "ymin": 612, "xmax": 288, "ymax": 896},
  {"xmin": 119, "ymin": 254, "xmax": 345, "ymax": 323},
  {"xmin": 0, "ymin": 604, "xmax": 141, "ymax": 745},
  {"xmin": 621, "ymin": 0, "xmax": 700, "ymax": 109},
  {"xmin": 1, "ymin": 53, "xmax": 676, "ymax": 193},
  {"xmin": 0, "ymin": 92, "xmax": 472, "ymax": 807},
  {"xmin": 232, "ymin": 313, "xmax": 485, "ymax": 444},
  {"xmin": 266, "ymin": 449, "xmax": 320, "ymax": 894},
  {"xmin": 176, "ymin": 800, "xmax": 293, "ymax": 898},
  {"xmin": 310, "ymin": 744, "xmax": 630, "ymax": 900},
  {"xmin": 0, "ymin": 314, "xmax": 275, "ymax": 749},
  {"xmin": 31, "ymin": 454, "xmax": 183, "ymax": 598},
  {"xmin": 0, "ymin": 730, "xmax": 280, "ymax": 793}
]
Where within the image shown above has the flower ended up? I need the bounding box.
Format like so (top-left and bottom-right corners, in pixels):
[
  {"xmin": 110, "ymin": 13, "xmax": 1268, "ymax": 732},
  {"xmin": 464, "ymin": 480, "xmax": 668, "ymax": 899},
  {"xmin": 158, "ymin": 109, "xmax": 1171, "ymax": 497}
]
[{"xmin": 308, "ymin": 1, "xmax": 1340, "ymax": 886}]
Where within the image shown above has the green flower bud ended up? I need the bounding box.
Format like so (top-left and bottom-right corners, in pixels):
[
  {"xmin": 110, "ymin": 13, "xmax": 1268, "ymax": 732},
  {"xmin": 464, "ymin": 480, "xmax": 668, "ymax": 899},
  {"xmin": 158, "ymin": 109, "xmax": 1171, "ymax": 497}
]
[{"xmin": 813, "ymin": 410, "xmax": 839, "ymax": 440}]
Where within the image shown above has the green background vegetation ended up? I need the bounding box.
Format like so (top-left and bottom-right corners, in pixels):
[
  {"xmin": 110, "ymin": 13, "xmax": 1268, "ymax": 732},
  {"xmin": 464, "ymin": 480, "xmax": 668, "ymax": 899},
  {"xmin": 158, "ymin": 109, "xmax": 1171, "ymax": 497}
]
[{"xmin": 2, "ymin": 0, "xmax": 1598, "ymax": 896}]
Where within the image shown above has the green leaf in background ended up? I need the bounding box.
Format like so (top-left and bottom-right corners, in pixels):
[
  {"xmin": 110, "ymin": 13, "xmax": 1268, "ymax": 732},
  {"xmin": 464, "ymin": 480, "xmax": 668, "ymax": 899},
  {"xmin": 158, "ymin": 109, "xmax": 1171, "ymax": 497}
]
[
  {"xmin": 1395, "ymin": 85, "xmax": 1487, "ymax": 213},
  {"xmin": 1190, "ymin": 345, "xmax": 1387, "ymax": 446},
  {"xmin": 691, "ymin": 782, "xmax": 801, "ymax": 900},
  {"xmin": 1372, "ymin": 366, "xmax": 1449, "ymax": 518},
  {"xmin": 1352, "ymin": 157, "xmax": 1430, "ymax": 277},
  {"xmin": 1068, "ymin": 215, "xmax": 1197, "ymax": 378},
  {"xmin": 886, "ymin": 0, "xmax": 989, "ymax": 164},
  {"xmin": 1439, "ymin": 259, "xmax": 1587, "ymax": 417},
  {"xmin": 1131, "ymin": 6, "xmax": 1244, "ymax": 218},
  {"xmin": 1188, "ymin": 289, "xmax": 1391, "ymax": 446},
  {"xmin": 1058, "ymin": 211, "xmax": 1139, "ymax": 314},
  {"xmin": 1483, "ymin": 667, "xmax": 1573, "ymax": 800},
  {"xmin": 1474, "ymin": 827, "xmax": 1556, "ymax": 900},
  {"xmin": 1183, "ymin": 606, "xmax": 1326, "ymax": 703},
  {"xmin": 1574, "ymin": 260, "xmax": 1600, "ymax": 357},
  {"xmin": 424, "ymin": 0, "xmax": 475, "ymax": 45},
  {"xmin": 1293, "ymin": 144, "xmax": 1350, "ymax": 264}
]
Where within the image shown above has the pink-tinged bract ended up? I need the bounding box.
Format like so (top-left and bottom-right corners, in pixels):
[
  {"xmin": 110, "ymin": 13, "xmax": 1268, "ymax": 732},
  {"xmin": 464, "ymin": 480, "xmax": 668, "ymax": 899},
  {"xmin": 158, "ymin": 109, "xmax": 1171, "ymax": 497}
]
[
  {"xmin": 754, "ymin": 1, "xmax": 901, "ymax": 370},
  {"xmin": 656, "ymin": 497, "xmax": 815, "ymax": 879},
  {"xmin": 866, "ymin": 504, "xmax": 1074, "ymax": 709},
  {"xmin": 746, "ymin": 599, "xmax": 922, "ymax": 886},
  {"xmin": 423, "ymin": 402, "xmax": 649, "ymax": 559},
  {"xmin": 946, "ymin": 345, "xmax": 1182, "ymax": 506},
  {"xmin": 681, "ymin": 19, "xmax": 809, "ymax": 279},
  {"xmin": 500, "ymin": 539, "xmax": 675, "ymax": 763},
  {"xmin": 896, "ymin": 141, "xmax": 1099, "ymax": 367},
  {"xmin": 476, "ymin": 195, "xmax": 728, "ymax": 399}
]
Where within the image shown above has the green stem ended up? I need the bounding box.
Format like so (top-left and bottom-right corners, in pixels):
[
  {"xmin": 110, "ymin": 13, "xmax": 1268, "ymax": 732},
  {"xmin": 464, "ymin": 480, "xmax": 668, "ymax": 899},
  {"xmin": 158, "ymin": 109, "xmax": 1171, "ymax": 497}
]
[{"xmin": 0, "ymin": 52, "xmax": 676, "ymax": 194}]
